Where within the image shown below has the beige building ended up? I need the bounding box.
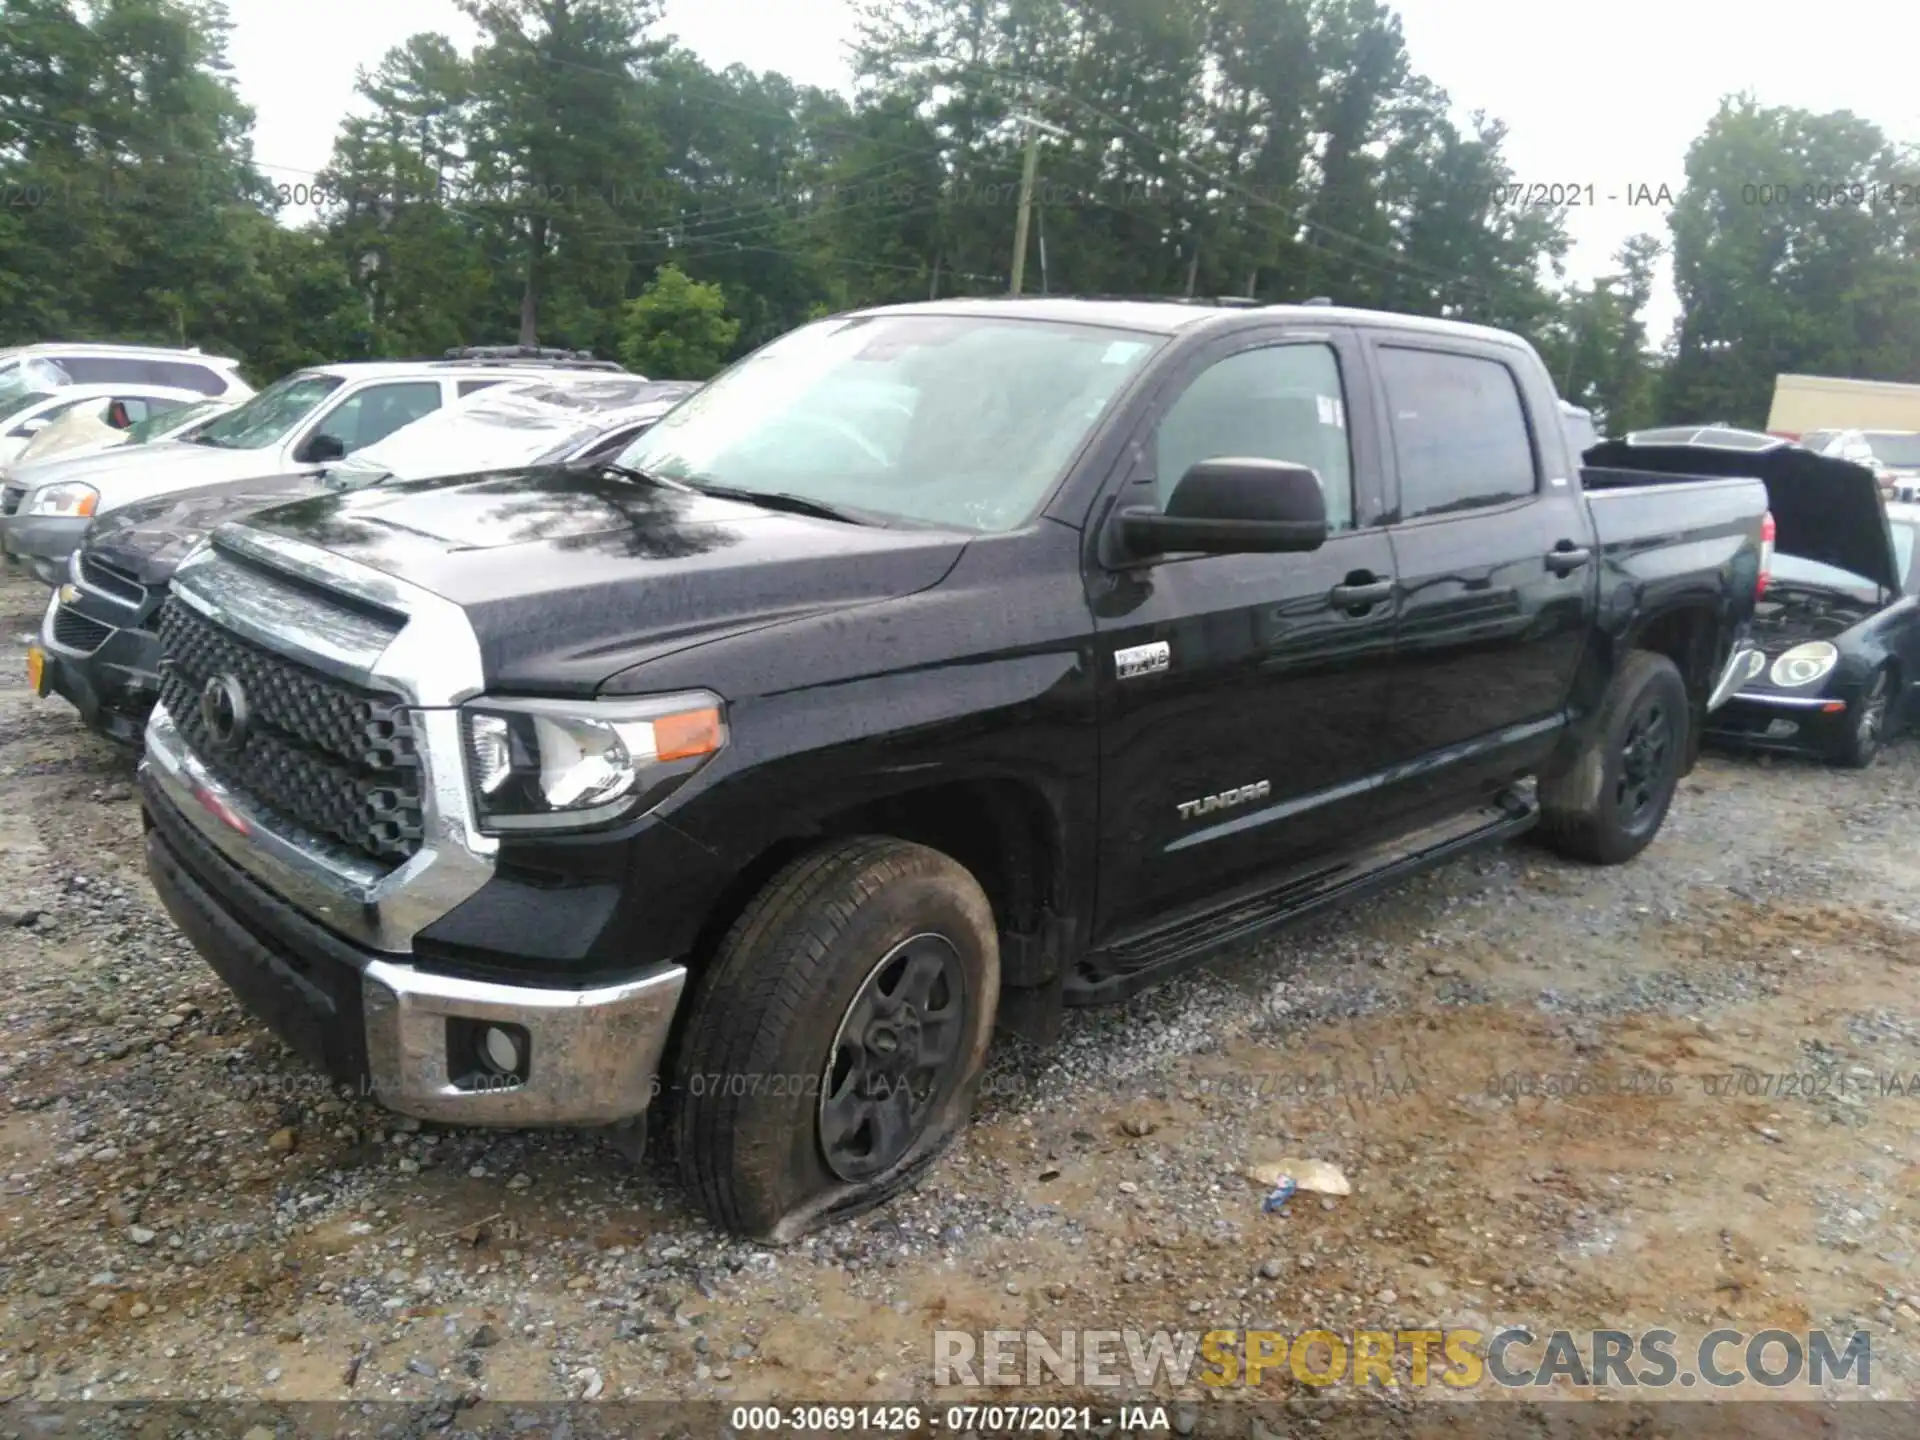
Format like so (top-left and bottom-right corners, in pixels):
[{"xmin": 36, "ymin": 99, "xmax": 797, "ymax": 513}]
[{"xmin": 1767, "ymin": 373, "xmax": 1920, "ymax": 438}]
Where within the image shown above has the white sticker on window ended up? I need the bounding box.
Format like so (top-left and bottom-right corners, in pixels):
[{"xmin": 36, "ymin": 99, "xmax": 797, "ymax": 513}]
[
  {"xmin": 1316, "ymin": 394, "xmax": 1346, "ymax": 429},
  {"xmin": 1101, "ymin": 341, "xmax": 1148, "ymax": 365}
]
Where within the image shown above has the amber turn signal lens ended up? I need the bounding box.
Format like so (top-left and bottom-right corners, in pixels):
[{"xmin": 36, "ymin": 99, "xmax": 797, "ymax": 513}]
[{"xmin": 653, "ymin": 707, "xmax": 724, "ymax": 762}]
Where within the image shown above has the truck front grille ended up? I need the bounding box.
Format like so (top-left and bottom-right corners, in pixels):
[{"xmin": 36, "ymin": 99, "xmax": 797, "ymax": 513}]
[
  {"xmin": 77, "ymin": 552, "xmax": 148, "ymax": 607},
  {"xmin": 156, "ymin": 598, "xmax": 425, "ymax": 866},
  {"xmin": 51, "ymin": 605, "xmax": 113, "ymax": 653}
]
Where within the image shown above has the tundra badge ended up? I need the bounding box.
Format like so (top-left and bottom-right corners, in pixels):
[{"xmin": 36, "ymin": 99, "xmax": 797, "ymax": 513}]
[
  {"xmin": 1115, "ymin": 641, "xmax": 1170, "ymax": 679},
  {"xmin": 1178, "ymin": 781, "xmax": 1272, "ymax": 821}
]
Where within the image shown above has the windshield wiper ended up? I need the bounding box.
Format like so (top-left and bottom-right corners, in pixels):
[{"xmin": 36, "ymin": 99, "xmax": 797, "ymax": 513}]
[
  {"xmin": 594, "ymin": 461, "xmax": 690, "ymax": 489},
  {"xmin": 324, "ymin": 466, "xmax": 391, "ymax": 490},
  {"xmin": 684, "ymin": 482, "xmax": 879, "ymax": 527}
]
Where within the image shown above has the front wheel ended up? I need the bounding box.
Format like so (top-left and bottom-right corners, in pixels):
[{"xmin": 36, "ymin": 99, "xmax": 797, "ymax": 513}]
[
  {"xmin": 1538, "ymin": 649, "xmax": 1689, "ymax": 865},
  {"xmin": 671, "ymin": 837, "xmax": 999, "ymax": 1240},
  {"xmin": 1831, "ymin": 668, "xmax": 1892, "ymax": 770}
]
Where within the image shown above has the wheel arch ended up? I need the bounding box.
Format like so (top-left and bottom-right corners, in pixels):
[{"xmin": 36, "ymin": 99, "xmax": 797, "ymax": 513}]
[{"xmin": 682, "ymin": 774, "xmax": 1074, "ymax": 995}]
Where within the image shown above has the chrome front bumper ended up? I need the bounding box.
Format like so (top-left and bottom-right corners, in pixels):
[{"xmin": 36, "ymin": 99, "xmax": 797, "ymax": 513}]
[{"xmin": 362, "ymin": 962, "xmax": 685, "ymax": 1126}]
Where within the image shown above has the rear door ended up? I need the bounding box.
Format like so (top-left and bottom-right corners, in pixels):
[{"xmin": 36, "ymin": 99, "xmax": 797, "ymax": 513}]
[
  {"xmin": 1089, "ymin": 324, "xmax": 1400, "ymax": 944},
  {"xmin": 1363, "ymin": 335, "xmax": 1597, "ymax": 826}
]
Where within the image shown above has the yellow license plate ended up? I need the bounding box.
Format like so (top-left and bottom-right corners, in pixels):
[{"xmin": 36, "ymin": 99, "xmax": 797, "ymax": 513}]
[{"xmin": 26, "ymin": 644, "xmax": 46, "ymax": 696}]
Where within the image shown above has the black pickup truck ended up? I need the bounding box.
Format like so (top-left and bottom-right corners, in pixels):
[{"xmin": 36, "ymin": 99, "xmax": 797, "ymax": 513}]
[{"xmin": 136, "ymin": 299, "xmax": 1770, "ymax": 1239}]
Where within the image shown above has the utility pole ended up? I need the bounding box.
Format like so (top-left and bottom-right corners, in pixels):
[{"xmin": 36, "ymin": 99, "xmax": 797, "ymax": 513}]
[
  {"xmin": 1036, "ymin": 201, "xmax": 1049, "ymax": 294},
  {"xmin": 1009, "ymin": 112, "xmax": 1069, "ymax": 295}
]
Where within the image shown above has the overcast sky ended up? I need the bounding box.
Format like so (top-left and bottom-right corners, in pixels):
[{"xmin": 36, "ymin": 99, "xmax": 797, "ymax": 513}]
[{"xmin": 224, "ymin": 0, "xmax": 1920, "ymax": 344}]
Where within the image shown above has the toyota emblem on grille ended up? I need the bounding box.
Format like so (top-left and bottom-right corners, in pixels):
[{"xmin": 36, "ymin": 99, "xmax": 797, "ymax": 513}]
[{"xmin": 199, "ymin": 674, "xmax": 252, "ymax": 753}]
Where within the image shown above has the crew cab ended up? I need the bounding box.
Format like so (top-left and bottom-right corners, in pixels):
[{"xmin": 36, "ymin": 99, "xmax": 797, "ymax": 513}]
[{"xmin": 135, "ymin": 299, "xmax": 1771, "ymax": 1240}]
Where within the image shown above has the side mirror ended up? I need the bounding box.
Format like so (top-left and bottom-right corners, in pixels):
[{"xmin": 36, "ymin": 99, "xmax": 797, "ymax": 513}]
[
  {"xmin": 302, "ymin": 432, "xmax": 347, "ymax": 465},
  {"xmin": 1117, "ymin": 458, "xmax": 1329, "ymax": 559}
]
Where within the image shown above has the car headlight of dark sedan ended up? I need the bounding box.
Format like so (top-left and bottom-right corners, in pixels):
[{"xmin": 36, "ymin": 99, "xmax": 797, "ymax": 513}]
[{"xmin": 1768, "ymin": 641, "xmax": 1840, "ymax": 688}]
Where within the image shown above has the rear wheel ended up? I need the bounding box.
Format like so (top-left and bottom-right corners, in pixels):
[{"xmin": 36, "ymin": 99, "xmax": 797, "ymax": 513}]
[
  {"xmin": 1831, "ymin": 668, "xmax": 1892, "ymax": 770},
  {"xmin": 1538, "ymin": 649, "xmax": 1689, "ymax": 865},
  {"xmin": 671, "ymin": 837, "xmax": 999, "ymax": 1240}
]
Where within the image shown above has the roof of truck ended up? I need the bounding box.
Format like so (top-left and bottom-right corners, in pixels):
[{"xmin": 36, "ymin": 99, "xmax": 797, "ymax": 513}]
[{"xmin": 846, "ymin": 296, "xmax": 1527, "ymax": 346}]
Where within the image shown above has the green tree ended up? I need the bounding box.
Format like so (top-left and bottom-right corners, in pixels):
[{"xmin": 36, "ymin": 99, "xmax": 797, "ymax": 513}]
[
  {"xmin": 0, "ymin": 0, "xmax": 276, "ymax": 353},
  {"xmin": 315, "ymin": 34, "xmax": 494, "ymax": 356},
  {"xmin": 616, "ymin": 263, "xmax": 739, "ymax": 377},
  {"xmin": 1663, "ymin": 96, "xmax": 1918, "ymax": 426},
  {"xmin": 458, "ymin": 0, "xmax": 668, "ymax": 346}
]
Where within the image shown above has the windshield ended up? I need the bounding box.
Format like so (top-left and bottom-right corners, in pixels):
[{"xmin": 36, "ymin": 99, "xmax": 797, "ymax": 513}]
[
  {"xmin": 1864, "ymin": 434, "xmax": 1920, "ymax": 468},
  {"xmin": 0, "ymin": 390, "xmax": 54, "ymax": 425},
  {"xmin": 193, "ymin": 373, "xmax": 341, "ymax": 450},
  {"xmin": 125, "ymin": 399, "xmax": 220, "ymax": 444},
  {"xmin": 614, "ymin": 314, "xmax": 1165, "ymax": 532}
]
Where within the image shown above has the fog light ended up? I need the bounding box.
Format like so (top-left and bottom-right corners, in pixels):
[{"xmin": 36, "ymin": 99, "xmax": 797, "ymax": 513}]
[
  {"xmin": 446, "ymin": 1016, "xmax": 531, "ymax": 1091},
  {"xmin": 481, "ymin": 1025, "xmax": 522, "ymax": 1075},
  {"xmin": 1765, "ymin": 719, "xmax": 1798, "ymax": 739}
]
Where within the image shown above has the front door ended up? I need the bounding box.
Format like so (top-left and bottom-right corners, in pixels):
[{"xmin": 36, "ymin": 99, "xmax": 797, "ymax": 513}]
[{"xmin": 1089, "ymin": 328, "xmax": 1400, "ymax": 945}]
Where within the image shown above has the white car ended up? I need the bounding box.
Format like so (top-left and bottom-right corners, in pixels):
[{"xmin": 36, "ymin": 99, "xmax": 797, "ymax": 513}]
[
  {"xmin": 0, "ymin": 344, "xmax": 253, "ymax": 401},
  {"xmin": 0, "ymin": 384, "xmax": 210, "ymax": 470},
  {"xmin": 9, "ymin": 396, "xmax": 238, "ymax": 470},
  {"xmin": 0, "ymin": 348, "xmax": 629, "ymax": 582}
]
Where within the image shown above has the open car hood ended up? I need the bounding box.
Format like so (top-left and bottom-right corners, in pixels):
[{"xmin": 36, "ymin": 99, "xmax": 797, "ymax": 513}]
[{"xmin": 1586, "ymin": 437, "xmax": 1901, "ymax": 592}]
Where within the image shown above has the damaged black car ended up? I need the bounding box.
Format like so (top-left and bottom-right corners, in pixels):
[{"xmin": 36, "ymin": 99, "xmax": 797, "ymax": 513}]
[{"xmin": 1588, "ymin": 431, "xmax": 1919, "ymax": 767}]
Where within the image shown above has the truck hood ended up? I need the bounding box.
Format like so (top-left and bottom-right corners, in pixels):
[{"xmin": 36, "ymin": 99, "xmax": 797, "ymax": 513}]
[
  {"xmin": 1585, "ymin": 437, "xmax": 1901, "ymax": 592},
  {"xmin": 86, "ymin": 472, "xmax": 325, "ymax": 586},
  {"xmin": 232, "ymin": 468, "xmax": 971, "ymax": 693}
]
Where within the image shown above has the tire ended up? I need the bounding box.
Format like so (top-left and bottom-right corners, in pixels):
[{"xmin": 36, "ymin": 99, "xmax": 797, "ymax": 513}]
[
  {"xmin": 1830, "ymin": 667, "xmax": 1892, "ymax": 770},
  {"xmin": 1538, "ymin": 649, "xmax": 1689, "ymax": 866},
  {"xmin": 670, "ymin": 836, "xmax": 1000, "ymax": 1241}
]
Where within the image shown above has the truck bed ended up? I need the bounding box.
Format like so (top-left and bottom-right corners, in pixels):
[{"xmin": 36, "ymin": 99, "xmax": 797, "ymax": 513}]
[{"xmin": 1581, "ymin": 465, "xmax": 1771, "ymax": 562}]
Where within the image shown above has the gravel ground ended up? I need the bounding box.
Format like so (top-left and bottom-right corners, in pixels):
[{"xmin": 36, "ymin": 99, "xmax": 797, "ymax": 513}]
[{"xmin": 3, "ymin": 562, "xmax": 1920, "ymax": 1415}]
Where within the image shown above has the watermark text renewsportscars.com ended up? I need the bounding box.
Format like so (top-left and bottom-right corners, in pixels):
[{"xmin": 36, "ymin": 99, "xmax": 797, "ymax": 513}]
[{"xmin": 933, "ymin": 1328, "xmax": 1870, "ymax": 1391}]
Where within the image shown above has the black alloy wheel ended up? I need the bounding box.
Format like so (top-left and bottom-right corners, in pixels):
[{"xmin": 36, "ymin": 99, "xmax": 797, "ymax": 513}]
[
  {"xmin": 1615, "ymin": 693, "xmax": 1674, "ymax": 836},
  {"xmin": 819, "ymin": 933, "xmax": 970, "ymax": 1182}
]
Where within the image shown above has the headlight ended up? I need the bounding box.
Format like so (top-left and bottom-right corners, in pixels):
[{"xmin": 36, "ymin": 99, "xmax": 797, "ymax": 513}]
[
  {"xmin": 459, "ymin": 691, "xmax": 726, "ymax": 833},
  {"xmin": 1769, "ymin": 641, "xmax": 1839, "ymax": 688},
  {"xmin": 24, "ymin": 482, "xmax": 99, "ymax": 518}
]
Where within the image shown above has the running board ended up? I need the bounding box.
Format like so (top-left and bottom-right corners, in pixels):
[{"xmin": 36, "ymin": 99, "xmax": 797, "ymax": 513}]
[{"xmin": 1065, "ymin": 789, "xmax": 1539, "ymax": 1006}]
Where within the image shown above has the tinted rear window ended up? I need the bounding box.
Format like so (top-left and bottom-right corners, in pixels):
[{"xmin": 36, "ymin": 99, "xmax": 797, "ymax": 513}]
[
  {"xmin": 52, "ymin": 355, "xmax": 229, "ymax": 395},
  {"xmin": 1378, "ymin": 347, "xmax": 1537, "ymax": 519}
]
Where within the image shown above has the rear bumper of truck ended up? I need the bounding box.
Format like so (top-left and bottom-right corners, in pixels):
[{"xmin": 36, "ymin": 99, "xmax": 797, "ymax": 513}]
[{"xmin": 141, "ymin": 764, "xmax": 687, "ymax": 1127}]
